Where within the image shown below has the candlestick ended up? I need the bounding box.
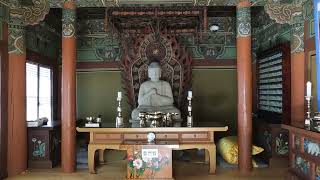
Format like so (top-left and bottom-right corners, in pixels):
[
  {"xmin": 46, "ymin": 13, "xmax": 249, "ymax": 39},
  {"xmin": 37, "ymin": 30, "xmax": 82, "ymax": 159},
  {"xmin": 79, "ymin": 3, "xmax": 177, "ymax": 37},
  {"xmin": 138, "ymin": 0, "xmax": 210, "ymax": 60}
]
[
  {"xmin": 187, "ymin": 94, "xmax": 193, "ymax": 127},
  {"xmin": 306, "ymin": 81, "xmax": 312, "ymax": 97},
  {"xmin": 116, "ymin": 92, "xmax": 124, "ymax": 128},
  {"xmin": 117, "ymin": 91, "xmax": 122, "ymax": 101},
  {"xmin": 305, "ymin": 96, "xmax": 312, "ymax": 129}
]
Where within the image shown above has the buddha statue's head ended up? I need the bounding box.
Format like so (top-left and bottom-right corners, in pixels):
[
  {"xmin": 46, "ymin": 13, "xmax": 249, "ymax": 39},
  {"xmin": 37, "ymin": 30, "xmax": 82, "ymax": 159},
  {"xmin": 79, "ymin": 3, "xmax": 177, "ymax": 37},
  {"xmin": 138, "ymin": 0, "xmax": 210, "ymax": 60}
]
[{"xmin": 148, "ymin": 62, "xmax": 161, "ymax": 82}]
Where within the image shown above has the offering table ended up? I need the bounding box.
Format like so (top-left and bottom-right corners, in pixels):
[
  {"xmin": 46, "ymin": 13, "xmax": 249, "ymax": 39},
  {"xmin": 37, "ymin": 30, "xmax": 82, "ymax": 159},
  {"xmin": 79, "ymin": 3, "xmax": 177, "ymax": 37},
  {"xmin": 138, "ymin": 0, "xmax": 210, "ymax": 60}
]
[{"xmin": 76, "ymin": 127, "xmax": 228, "ymax": 175}]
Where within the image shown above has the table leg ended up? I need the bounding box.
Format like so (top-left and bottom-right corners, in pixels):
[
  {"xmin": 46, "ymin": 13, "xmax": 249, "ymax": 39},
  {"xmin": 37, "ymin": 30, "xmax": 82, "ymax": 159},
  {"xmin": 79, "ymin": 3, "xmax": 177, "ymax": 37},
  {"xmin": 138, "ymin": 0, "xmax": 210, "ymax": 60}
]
[
  {"xmin": 207, "ymin": 144, "xmax": 216, "ymax": 174},
  {"xmin": 88, "ymin": 144, "xmax": 97, "ymax": 174},
  {"xmin": 205, "ymin": 149, "xmax": 210, "ymax": 164},
  {"xmin": 99, "ymin": 149, "xmax": 105, "ymax": 164}
]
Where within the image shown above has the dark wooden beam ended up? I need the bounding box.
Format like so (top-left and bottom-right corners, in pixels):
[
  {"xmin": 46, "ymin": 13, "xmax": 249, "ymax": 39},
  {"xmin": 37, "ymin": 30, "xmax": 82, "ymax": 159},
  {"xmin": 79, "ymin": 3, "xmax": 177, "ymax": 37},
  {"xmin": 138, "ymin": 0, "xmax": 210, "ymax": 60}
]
[{"xmin": 203, "ymin": 6, "xmax": 208, "ymax": 31}]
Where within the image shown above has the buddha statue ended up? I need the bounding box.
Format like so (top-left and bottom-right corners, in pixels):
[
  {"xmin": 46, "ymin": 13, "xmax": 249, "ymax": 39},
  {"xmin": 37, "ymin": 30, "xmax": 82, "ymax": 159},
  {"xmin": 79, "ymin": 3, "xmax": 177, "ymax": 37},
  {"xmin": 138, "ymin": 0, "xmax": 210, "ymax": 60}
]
[{"xmin": 131, "ymin": 62, "xmax": 181, "ymax": 127}]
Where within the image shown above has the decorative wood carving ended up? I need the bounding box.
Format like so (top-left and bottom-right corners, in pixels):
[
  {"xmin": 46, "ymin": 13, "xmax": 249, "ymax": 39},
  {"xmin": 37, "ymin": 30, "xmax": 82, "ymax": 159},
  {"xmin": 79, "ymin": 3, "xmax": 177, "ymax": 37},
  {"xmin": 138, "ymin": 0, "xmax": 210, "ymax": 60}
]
[
  {"xmin": 264, "ymin": 3, "xmax": 302, "ymax": 25},
  {"xmin": 120, "ymin": 27, "xmax": 192, "ymax": 115},
  {"xmin": 10, "ymin": 0, "xmax": 50, "ymax": 26},
  {"xmin": 109, "ymin": 6, "xmax": 205, "ymax": 36}
]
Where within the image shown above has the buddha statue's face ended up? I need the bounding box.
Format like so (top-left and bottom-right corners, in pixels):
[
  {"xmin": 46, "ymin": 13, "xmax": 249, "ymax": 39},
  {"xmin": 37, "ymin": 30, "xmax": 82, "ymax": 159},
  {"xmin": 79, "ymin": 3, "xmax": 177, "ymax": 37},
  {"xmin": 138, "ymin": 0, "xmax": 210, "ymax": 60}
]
[{"xmin": 148, "ymin": 67, "xmax": 161, "ymax": 82}]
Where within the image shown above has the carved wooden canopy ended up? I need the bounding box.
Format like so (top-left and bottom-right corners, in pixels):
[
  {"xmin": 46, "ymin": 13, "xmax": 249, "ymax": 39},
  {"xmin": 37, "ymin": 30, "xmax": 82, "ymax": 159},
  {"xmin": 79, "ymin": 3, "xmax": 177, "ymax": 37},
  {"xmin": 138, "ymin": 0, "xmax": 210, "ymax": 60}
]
[{"xmin": 120, "ymin": 26, "xmax": 192, "ymax": 114}]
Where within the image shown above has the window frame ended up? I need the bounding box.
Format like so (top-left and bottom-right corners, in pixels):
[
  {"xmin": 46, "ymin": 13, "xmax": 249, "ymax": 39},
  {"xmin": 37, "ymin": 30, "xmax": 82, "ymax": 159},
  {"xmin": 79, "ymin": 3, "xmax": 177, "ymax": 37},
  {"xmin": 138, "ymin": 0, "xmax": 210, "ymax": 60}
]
[{"xmin": 26, "ymin": 61, "xmax": 53, "ymax": 122}]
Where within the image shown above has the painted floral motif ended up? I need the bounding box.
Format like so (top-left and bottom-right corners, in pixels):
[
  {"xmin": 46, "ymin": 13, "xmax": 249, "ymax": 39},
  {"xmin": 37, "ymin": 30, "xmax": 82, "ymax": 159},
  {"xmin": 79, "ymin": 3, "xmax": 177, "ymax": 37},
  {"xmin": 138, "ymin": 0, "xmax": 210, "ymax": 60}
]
[
  {"xmin": 304, "ymin": 139, "xmax": 320, "ymax": 157},
  {"xmin": 295, "ymin": 156, "xmax": 310, "ymax": 174},
  {"xmin": 291, "ymin": 22, "xmax": 304, "ymax": 54},
  {"xmin": 128, "ymin": 150, "xmax": 170, "ymax": 179},
  {"xmin": 237, "ymin": 7, "xmax": 251, "ymax": 37},
  {"xmin": 275, "ymin": 133, "xmax": 288, "ymax": 155},
  {"xmin": 8, "ymin": 21, "xmax": 25, "ymax": 55},
  {"xmin": 62, "ymin": 8, "xmax": 76, "ymax": 37},
  {"xmin": 31, "ymin": 137, "xmax": 46, "ymax": 157}
]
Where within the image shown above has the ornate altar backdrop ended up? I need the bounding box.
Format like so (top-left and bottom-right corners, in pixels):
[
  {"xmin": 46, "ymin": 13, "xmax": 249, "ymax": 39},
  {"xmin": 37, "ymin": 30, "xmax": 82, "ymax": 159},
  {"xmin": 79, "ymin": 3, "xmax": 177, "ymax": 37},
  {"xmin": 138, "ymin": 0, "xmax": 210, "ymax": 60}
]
[{"xmin": 120, "ymin": 27, "xmax": 193, "ymax": 116}]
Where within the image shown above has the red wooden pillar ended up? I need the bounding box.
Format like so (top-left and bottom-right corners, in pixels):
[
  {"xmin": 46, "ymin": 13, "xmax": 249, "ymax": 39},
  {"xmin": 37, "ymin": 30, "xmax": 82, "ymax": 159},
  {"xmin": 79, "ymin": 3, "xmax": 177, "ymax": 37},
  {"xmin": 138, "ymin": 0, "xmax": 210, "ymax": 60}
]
[
  {"xmin": 7, "ymin": 20, "xmax": 27, "ymax": 176},
  {"xmin": 61, "ymin": 0, "xmax": 77, "ymax": 173},
  {"xmin": 290, "ymin": 22, "xmax": 305, "ymax": 127},
  {"xmin": 291, "ymin": 53, "xmax": 305, "ymax": 126},
  {"xmin": 236, "ymin": 0, "xmax": 252, "ymax": 174},
  {"xmin": 0, "ymin": 19, "xmax": 8, "ymax": 179}
]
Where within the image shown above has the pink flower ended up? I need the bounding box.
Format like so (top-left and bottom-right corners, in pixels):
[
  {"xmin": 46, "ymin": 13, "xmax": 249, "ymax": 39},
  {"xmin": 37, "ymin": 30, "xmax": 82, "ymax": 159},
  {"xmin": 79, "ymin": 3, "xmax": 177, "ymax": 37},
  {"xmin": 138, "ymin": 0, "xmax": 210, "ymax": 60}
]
[
  {"xmin": 133, "ymin": 159, "xmax": 143, "ymax": 169},
  {"xmin": 128, "ymin": 155, "xmax": 134, "ymax": 161}
]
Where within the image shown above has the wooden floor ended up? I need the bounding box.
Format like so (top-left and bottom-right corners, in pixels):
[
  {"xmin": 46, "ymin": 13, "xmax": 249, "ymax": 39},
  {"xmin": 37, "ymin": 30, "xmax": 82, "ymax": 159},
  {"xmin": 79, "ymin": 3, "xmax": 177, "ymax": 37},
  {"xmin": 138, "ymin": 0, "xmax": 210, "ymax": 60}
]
[
  {"xmin": 5, "ymin": 161, "xmax": 287, "ymax": 180},
  {"xmin": 5, "ymin": 150, "xmax": 287, "ymax": 180}
]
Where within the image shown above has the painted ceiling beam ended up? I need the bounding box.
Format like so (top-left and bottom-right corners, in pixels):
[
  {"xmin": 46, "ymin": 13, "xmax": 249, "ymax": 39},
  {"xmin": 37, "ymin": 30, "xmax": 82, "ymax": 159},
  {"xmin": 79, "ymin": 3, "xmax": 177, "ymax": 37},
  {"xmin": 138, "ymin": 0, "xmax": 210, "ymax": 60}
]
[
  {"xmin": 3, "ymin": 0, "xmax": 310, "ymax": 8},
  {"xmin": 10, "ymin": 0, "xmax": 49, "ymax": 26},
  {"xmin": 46, "ymin": 0, "xmax": 308, "ymax": 8},
  {"xmin": 5, "ymin": 0, "xmax": 310, "ymax": 26}
]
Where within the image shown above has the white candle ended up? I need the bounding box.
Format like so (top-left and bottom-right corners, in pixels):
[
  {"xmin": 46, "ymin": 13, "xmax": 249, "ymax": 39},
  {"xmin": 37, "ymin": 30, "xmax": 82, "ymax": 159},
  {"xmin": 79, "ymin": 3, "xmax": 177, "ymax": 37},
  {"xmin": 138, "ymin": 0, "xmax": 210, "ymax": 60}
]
[
  {"xmin": 117, "ymin": 91, "xmax": 122, "ymax": 99},
  {"xmin": 188, "ymin": 91, "xmax": 192, "ymax": 98},
  {"xmin": 306, "ymin": 81, "xmax": 312, "ymax": 97},
  {"xmin": 188, "ymin": 106, "xmax": 192, "ymax": 112}
]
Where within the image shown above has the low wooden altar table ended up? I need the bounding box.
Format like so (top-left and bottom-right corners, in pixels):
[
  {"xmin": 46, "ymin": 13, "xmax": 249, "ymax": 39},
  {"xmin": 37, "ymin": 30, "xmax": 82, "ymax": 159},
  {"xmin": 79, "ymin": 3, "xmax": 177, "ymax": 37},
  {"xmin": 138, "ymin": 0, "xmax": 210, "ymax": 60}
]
[{"xmin": 76, "ymin": 127, "xmax": 228, "ymax": 176}]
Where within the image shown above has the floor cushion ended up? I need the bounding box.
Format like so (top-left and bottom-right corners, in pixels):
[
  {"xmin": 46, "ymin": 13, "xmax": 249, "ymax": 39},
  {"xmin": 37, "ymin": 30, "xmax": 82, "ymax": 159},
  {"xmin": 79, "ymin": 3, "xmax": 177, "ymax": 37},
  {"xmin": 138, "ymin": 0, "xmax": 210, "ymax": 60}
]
[{"xmin": 217, "ymin": 136, "xmax": 264, "ymax": 167}]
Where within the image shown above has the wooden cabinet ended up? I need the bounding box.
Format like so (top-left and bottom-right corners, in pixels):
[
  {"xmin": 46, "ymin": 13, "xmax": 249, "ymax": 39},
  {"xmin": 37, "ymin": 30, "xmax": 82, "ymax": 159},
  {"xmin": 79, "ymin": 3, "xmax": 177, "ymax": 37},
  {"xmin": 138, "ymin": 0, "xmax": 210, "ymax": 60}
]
[
  {"xmin": 27, "ymin": 122, "xmax": 61, "ymax": 168},
  {"xmin": 254, "ymin": 43, "xmax": 291, "ymax": 167},
  {"xmin": 282, "ymin": 125, "xmax": 320, "ymax": 180},
  {"xmin": 256, "ymin": 43, "xmax": 291, "ymax": 124},
  {"xmin": 254, "ymin": 121, "xmax": 289, "ymax": 167}
]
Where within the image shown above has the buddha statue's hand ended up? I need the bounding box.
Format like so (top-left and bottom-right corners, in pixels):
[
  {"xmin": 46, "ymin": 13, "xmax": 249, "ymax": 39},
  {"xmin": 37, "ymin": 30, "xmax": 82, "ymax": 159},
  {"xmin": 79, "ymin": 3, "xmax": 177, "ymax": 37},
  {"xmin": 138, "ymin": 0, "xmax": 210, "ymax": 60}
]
[{"xmin": 146, "ymin": 88, "xmax": 157, "ymax": 96}]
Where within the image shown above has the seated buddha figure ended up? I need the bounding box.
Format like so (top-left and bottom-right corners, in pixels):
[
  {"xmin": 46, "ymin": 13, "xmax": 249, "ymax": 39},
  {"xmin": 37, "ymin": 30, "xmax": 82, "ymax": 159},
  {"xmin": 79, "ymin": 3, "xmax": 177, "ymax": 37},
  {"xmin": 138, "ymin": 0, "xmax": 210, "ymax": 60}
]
[{"xmin": 131, "ymin": 62, "xmax": 181, "ymax": 125}]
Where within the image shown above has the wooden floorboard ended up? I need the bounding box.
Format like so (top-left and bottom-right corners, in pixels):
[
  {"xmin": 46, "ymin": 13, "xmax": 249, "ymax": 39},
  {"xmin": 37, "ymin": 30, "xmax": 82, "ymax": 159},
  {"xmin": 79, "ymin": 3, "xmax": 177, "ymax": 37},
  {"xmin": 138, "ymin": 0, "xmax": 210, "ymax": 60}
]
[
  {"xmin": 5, "ymin": 161, "xmax": 287, "ymax": 180},
  {"xmin": 5, "ymin": 150, "xmax": 287, "ymax": 180}
]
